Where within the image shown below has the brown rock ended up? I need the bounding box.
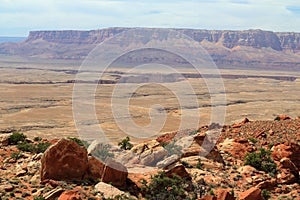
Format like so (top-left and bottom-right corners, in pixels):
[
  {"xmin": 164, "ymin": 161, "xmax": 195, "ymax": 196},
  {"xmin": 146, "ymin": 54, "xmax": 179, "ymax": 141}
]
[
  {"xmin": 215, "ymin": 189, "xmax": 235, "ymax": 200},
  {"xmin": 276, "ymin": 157, "xmax": 299, "ymax": 184},
  {"xmin": 256, "ymin": 179, "xmax": 276, "ymax": 190},
  {"xmin": 102, "ymin": 157, "xmax": 128, "ymax": 187},
  {"xmin": 239, "ymin": 187, "xmax": 263, "ymax": 200},
  {"xmin": 200, "ymin": 195, "xmax": 217, "ymax": 200},
  {"xmin": 219, "ymin": 138, "xmax": 253, "ymax": 159},
  {"xmin": 275, "ymin": 114, "xmax": 291, "ymax": 121},
  {"xmin": 94, "ymin": 182, "xmax": 125, "ymax": 199},
  {"xmin": 181, "ymin": 133, "xmax": 224, "ymax": 164},
  {"xmin": 84, "ymin": 156, "xmax": 105, "ymax": 180},
  {"xmin": 58, "ymin": 189, "xmax": 83, "ymax": 200},
  {"xmin": 165, "ymin": 164, "xmax": 191, "ymax": 180},
  {"xmin": 127, "ymin": 169, "xmax": 157, "ymax": 189},
  {"xmin": 41, "ymin": 139, "xmax": 88, "ymax": 181},
  {"xmin": 156, "ymin": 132, "xmax": 176, "ymax": 144},
  {"xmin": 0, "ymin": 133, "xmax": 11, "ymax": 146},
  {"xmin": 0, "ymin": 184, "xmax": 14, "ymax": 192},
  {"xmin": 272, "ymin": 143, "xmax": 300, "ymax": 169}
]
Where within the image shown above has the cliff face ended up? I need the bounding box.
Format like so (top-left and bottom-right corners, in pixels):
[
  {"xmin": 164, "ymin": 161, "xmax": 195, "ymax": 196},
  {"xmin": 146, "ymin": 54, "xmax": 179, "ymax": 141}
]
[
  {"xmin": 25, "ymin": 28, "xmax": 129, "ymax": 44},
  {"xmin": 1, "ymin": 27, "xmax": 300, "ymax": 69},
  {"xmin": 24, "ymin": 28, "xmax": 300, "ymax": 51}
]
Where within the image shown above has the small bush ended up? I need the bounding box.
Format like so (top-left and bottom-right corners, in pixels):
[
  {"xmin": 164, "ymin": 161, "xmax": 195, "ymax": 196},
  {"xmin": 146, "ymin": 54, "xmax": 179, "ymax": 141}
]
[
  {"xmin": 33, "ymin": 137, "xmax": 42, "ymax": 142},
  {"xmin": 17, "ymin": 142, "xmax": 35, "ymax": 152},
  {"xmin": 181, "ymin": 161, "xmax": 193, "ymax": 168},
  {"xmin": 189, "ymin": 130, "xmax": 198, "ymax": 135},
  {"xmin": 245, "ymin": 148, "xmax": 277, "ymax": 175},
  {"xmin": 141, "ymin": 172, "xmax": 189, "ymax": 199},
  {"xmin": 261, "ymin": 189, "xmax": 271, "ymax": 200},
  {"xmin": 118, "ymin": 136, "xmax": 133, "ymax": 150},
  {"xmin": 248, "ymin": 138, "xmax": 258, "ymax": 143},
  {"xmin": 196, "ymin": 158, "xmax": 204, "ymax": 169},
  {"xmin": 92, "ymin": 144, "xmax": 114, "ymax": 161},
  {"xmin": 9, "ymin": 132, "xmax": 27, "ymax": 145},
  {"xmin": 22, "ymin": 192, "xmax": 30, "ymax": 197},
  {"xmin": 35, "ymin": 142, "xmax": 51, "ymax": 153},
  {"xmin": 163, "ymin": 140, "xmax": 182, "ymax": 156},
  {"xmin": 10, "ymin": 151, "xmax": 23, "ymax": 160},
  {"xmin": 34, "ymin": 197, "xmax": 46, "ymax": 200},
  {"xmin": 17, "ymin": 142, "xmax": 51, "ymax": 153},
  {"xmin": 68, "ymin": 137, "xmax": 89, "ymax": 148}
]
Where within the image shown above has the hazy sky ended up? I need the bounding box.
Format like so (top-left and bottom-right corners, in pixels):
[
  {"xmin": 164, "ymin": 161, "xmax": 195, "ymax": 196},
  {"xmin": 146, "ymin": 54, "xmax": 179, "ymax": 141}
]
[{"xmin": 1, "ymin": 0, "xmax": 300, "ymax": 36}]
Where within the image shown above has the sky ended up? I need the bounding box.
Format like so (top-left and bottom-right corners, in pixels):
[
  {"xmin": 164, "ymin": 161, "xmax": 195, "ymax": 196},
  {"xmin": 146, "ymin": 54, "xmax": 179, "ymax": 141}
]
[{"xmin": 1, "ymin": 0, "xmax": 300, "ymax": 36}]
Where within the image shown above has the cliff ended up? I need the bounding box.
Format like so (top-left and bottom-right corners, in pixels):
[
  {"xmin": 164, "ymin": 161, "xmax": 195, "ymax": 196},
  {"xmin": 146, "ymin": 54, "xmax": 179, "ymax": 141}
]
[{"xmin": 1, "ymin": 27, "xmax": 300, "ymax": 69}]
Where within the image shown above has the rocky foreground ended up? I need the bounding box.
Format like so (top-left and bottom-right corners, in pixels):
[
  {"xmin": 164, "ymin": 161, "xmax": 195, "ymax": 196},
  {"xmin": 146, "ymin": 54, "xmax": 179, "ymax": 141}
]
[{"xmin": 0, "ymin": 115, "xmax": 299, "ymax": 199}]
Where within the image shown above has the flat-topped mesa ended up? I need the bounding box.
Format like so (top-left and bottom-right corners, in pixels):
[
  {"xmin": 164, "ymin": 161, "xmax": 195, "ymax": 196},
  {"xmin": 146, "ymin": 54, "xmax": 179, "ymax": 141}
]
[
  {"xmin": 276, "ymin": 32, "xmax": 300, "ymax": 52},
  {"xmin": 25, "ymin": 28, "xmax": 300, "ymax": 51},
  {"xmin": 177, "ymin": 29, "xmax": 283, "ymax": 51},
  {"xmin": 25, "ymin": 28, "xmax": 130, "ymax": 44}
]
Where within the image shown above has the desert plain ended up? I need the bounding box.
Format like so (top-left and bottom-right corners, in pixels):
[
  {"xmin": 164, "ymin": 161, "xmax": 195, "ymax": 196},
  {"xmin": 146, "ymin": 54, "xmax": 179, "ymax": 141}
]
[{"xmin": 0, "ymin": 56, "xmax": 299, "ymax": 144}]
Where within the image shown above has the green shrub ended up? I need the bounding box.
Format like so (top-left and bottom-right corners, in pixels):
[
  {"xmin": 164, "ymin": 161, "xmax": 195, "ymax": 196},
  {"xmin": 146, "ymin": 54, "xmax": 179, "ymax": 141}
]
[
  {"xmin": 92, "ymin": 144, "xmax": 114, "ymax": 161},
  {"xmin": 17, "ymin": 142, "xmax": 35, "ymax": 152},
  {"xmin": 248, "ymin": 138, "xmax": 258, "ymax": 143},
  {"xmin": 189, "ymin": 130, "xmax": 198, "ymax": 135},
  {"xmin": 35, "ymin": 142, "xmax": 51, "ymax": 153},
  {"xmin": 9, "ymin": 132, "xmax": 27, "ymax": 145},
  {"xmin": 245, "ymin": 148, "xmax": 277, "ymax": 175},
  {"xmin": 33, "ymin": 137, "xmax": 42, "ymax": 142},
  {"xmin": 141, "ymin": 172, "xmax": 189, "ymax": 199},
  {"xmin": 181, "ymin": 161, "xmax": 193, "ymax": 168},
  {"xmin": 68, "ymin": 137, "xmax": 89, "ymax": 148},
  {"xmin": 261, "ymin": 189, "xmax": 271, "ymax": 200},
  {"xmin": 22, "ymin": 192, "xmax": 30, "ymax": 197},
  {"xmin": 196, "ymin": 158, "xmax": 204, "ymax": 169},
  {"xmin": 10, "ymin": 151, "xmax": 23, "ymax": 160},
  {"xmin": 17, "ymin": 142, "xmax": 51, "ymax": 153},
  {"xmin": 163, "ymin": 140, "xmax": 182, "ymax": 156},
  {"xmin": 118, "ymin": 136, "xmax": 133, "ymax": 150},
  {"xmin": 34, "ymin": 197, "xmax": 45, "ymax": 200}
]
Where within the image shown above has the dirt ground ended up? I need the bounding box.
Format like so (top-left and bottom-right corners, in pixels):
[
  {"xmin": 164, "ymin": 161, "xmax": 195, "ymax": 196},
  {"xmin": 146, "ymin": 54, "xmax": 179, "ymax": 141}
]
[{"xmin": 1, "ymin": 59, "xmax": 299, "ymax": 144}]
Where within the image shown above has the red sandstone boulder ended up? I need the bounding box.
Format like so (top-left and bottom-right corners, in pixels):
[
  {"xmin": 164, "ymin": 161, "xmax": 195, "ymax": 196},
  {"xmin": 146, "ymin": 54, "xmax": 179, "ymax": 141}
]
[
  {"xmin": 239, "ymin": 187, "xmax": 263, "ymax": 200},
  {"xmin": 215, "ymin": 189, "xmax": 235, "ymax": 200},
  {"xmin": 271, "ymin": 143, "xmax": 300, "ymax": 169},
  {"xmin": 200, "ymin": 195, "xmax": 217, "ymax": 200},
  {"xmin": 84, "ymin": 156, "xmax": 105, "ymax": 180},
  {"xmin": 102, "ymin": 157, "xmax": 128, "ymax": 187},
  {"xmin": 58, "ymin": 188, "xmax": 84, "ymax": 200},
  {"xmin": 275, "ymin": 114, "xmax": 291, "ymax": 121},
  {"xmin": 41, "ymin": 139, "xmax": 88, "ymax": 181}
]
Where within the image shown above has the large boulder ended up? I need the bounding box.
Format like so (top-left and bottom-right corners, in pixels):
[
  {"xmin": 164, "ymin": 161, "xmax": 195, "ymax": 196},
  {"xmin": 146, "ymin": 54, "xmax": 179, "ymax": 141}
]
[
  {"xmin": 271, "ymin": 143, "xmax": 300, "ymax": 169},
  {"xmin": 180, "ymin": 133, "xmax": 224, "ymax": 164},
  {"xmin": 102, "ymin": 157, "xmax": 128, "ymax": 187},
  {"xmin": 239, "ymin": 187, "xmax": 263, "ymax": 200},
  {"xmin": 121, "ymin": 139, "xmax": 168, "ymax": 166},
  {"xmin": 0, "ymin": 133, "xmax": 11, "ymax": 146},
  {"xmin": 84, "ymin": 156, "xmax": 105, "ymax": 180},
  {"xmin": 41, "ymin": 139, "xmax": 88, "ymax": 181},
  {"xmin": 94, "ymin": 182, "xmax": 125, "ymax": 199},
  {"xmin": 218, "ymin": 138, "xmax": 253, "ymax": 160},
  {"xmin": 276, "ymin": 157, "xmax": 299, "ymax": 184},
  {"xmin": 215, "ymin": 189, "xmax": 235, "ymax": 200}
]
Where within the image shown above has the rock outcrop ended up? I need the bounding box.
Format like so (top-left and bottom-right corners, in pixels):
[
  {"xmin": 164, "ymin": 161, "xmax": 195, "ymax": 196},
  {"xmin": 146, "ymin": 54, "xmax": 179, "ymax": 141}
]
[
  {"xmin": 41, "ymin": 139, "xmax": 88, "ymax": 181},
  {"xmin": 1, "ymin": 28, "xmax": 300, "ymax": 69}
]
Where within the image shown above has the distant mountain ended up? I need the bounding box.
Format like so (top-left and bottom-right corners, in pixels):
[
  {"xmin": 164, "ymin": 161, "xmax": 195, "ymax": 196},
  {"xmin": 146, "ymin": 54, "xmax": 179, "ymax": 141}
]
[
  {"xmin": 0, "ymin": 28, "xmax": 300, "ymax": 70},
  {"xmin": 0, "ymin": 37, "xmax": 26, "ymax": 43}
]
